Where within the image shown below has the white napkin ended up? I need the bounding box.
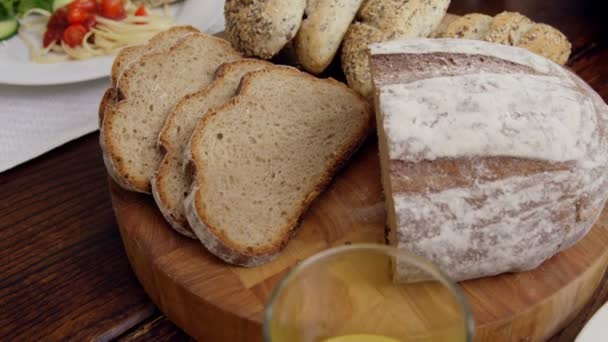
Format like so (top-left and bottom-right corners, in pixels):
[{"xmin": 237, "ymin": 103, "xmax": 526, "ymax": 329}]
[
  {"xmin": 0, "ymin": 79, "xmax": 108, "ymax": 172},
  {"xmin": 0, "ymin": 1, "xmax": 225, "ymax": 173}
]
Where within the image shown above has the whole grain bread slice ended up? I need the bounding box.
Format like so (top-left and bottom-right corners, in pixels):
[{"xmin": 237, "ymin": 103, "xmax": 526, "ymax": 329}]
[
  {"xmin": 152, "ymin": 59, "xmax": 272, "ymax": 238},
  {"xmin": 99, "ymin": 26, "xmax": 200, "ymax": 126},
  {"xmin": 100, "ymin": 33, "xmax": 242, "ymax": 193},
  {"xmin": 111, "ymin": 25, "xmax": 199, "ymax": 86},
  {"xmin": 184, "ymin": 66, "xmax": 373, "ymax": 266}
]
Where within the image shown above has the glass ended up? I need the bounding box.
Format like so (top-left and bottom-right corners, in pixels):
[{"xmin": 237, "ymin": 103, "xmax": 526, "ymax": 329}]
[{"xmin": 264, "ymin": 244, "xmax": 474, "ymax": 342}]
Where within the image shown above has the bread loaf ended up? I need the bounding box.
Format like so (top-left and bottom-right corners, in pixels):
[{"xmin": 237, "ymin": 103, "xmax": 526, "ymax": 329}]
[
  {"xmin": 224, "ymin": 0, "xmax": 306, "ymax": 59},
  {"xmin": 369, "ymin": 39, "xmax": 608, "ymax": 281},
  {"xmin": 184, "ymin": 66, "xmax": 372, "ymax": 266},
  {"xmin": 100, "ymin": 33, "xmax": 241, "ymax": 193},
  {"xmin": 341, "ymin": 0, "xmax": 450, "ymax": 97},
  {"xmin": 153, "ymin": 59, "xmax": 272, "ymax": 237}
]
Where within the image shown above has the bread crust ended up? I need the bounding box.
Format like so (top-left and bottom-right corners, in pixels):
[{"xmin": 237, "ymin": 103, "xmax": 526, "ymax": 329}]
[{"xmin": 184, "ymin": 66, "xmax": 373, "ymax": 266}]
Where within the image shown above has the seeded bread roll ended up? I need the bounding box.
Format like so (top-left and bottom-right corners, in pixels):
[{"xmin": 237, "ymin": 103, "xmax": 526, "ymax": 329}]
[
  {"xmin": 485, "ymin": 11, "xmax": 534, "ymax": 46},
  {"xmin": 340, "ymin": 0, "xmax": 450, "ymax": 97},
  {"xmin": 294, "ymin": 0, "xmax": 365, "ymax": 74},
  {"xmin": 440, "ymin": 13, "xmax": 492, "ymax": 39},
  {"xmin": 100, "ymin": 33, "xmax": 242, "ymax": 193},
  {"xmin": 517, "ymin": 23, "xmax": 571, "ymax": 66},
  {"xmin": 224, "ymin": 0, "xmax": 307, "ymax": 59},
  {"xmin": 153, "ymin": 59, "xmax": 272, "ymax": 237},
  {"xmin": 184, "ymin": 66, "xmax": 373, "ymax": 266}
]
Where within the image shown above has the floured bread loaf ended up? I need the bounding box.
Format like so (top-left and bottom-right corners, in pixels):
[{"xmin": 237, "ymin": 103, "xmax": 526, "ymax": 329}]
[
  {"xmin": 369, "ymin": 39, "xmax": 608, "ymax": 281},
  {"xmin": 153, "ymin": 59, "xmax": 272, "ymax": 237},
  {"xmin": 100, "ymin": 33, "xmax": 241, "ymax": 193}
]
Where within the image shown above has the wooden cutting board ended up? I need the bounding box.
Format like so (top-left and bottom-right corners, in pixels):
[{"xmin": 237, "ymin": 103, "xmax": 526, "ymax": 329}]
[{"xmin": 111, "ymin": 138, "xmax": 608, "ymax": 342}]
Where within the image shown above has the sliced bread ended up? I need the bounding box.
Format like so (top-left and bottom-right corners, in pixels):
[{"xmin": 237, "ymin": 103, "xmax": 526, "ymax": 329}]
[
  {"xmin": 100, "ymin": 33, "xmax": 242, "ymax": 193},
  {"xmin": 184, "ymin": 66, "xmax": 372, "ymax": 266},
  {"xmin": 110, "ymin": 25, "xmax": 199, "ymax": 86},
  {"xmin": 153, "ymin": 59, "xmax": 272, "ymax": 238},
  {"xmin": 100, "ymin": 26, "xmax": 199, "ymax": 126}
]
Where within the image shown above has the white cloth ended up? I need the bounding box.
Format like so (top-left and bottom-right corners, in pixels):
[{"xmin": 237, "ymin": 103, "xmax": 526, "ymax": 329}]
[
  {"xmin": 0, "ymin": 1, "xmax": 225, "ymax": 173},
  {"xmin": 0, "ymin": 79, "xmax": 108, "ymax": 172}
]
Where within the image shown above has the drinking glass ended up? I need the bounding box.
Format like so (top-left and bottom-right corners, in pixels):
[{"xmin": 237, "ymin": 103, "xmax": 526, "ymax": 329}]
[{"xmin": 264, "ymin": 244, "xmax": 473, "ymax": 342}]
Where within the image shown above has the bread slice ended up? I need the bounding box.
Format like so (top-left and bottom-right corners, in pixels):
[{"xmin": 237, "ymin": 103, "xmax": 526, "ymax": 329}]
[
  {"xmin": 184, "ymin": 66, "xmax": 372, "ymax": 266},
  {"xmin": 100, "ymin": 33, "xmax": 242, "ymax": 193},
  {"xmin": 153, "ymin": 59, "xmax": 272, "ymax": 238},
  {"xmin": 294, "ymin": 0, "xmax": 365, "ymax": 74},
  {"xmin": 110, "ymin": 25, "xmax": 199, "ymax": 86},
  {"xmin": 99, "ymin": 26, "xmax": 199, "ymax": 126}
]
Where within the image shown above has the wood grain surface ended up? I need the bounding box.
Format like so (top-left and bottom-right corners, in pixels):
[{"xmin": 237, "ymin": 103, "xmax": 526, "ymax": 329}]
[
  {"xmin": 112, "ymin": 134, "xmax": 608, "ymax": 341},
  {"xmin": 0, "ymin": 0, "xmax": 606, "ymax": 341}
]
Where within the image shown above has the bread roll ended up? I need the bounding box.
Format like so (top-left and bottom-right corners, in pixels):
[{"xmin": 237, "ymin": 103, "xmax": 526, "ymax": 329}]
[
  {"xmin": 341, "ymin": 0, "xmax": 450, "ymax": 97},
  {"xmin": 224, "ymin": 0, "xmax": 307, "ymax": 59},
  {"xmin": 294, "ymin": 0, "xmax": 365, "ymax": 74}
]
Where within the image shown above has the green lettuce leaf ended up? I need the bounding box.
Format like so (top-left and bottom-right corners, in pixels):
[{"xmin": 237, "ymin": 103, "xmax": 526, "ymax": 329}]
[{"xmin": 17, "ymin": 0, "xmax": 52, "ymax": 15}]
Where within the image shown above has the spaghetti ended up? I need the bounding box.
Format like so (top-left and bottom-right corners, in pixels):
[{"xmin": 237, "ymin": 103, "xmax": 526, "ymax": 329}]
[{"xmin": 18, "ymin": 1, "xmax": 173, "ymax": 63}]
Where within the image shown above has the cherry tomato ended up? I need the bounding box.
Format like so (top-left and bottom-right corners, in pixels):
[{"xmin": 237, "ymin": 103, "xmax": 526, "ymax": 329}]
[
  {"xmin": 69, "ymin": 0, "xmax": 99, "ymax": 13},
  {"xmin": 100, "ymin": 0, "xmax": 126, "ymax": 20},
  {"xmin": 83, "ymin": 15, "xmax": 97, "ymax": 29},
  {"xmin": 47, "ymin": 8, "xmax": 69, "ymax": 31},
  {"xmin": 68, "ymin": 7, "xmax": 90, "ymax": 24},
  {"xmin": 134, "ymin": 5, "xmax": 146, "ymax": 16},
  {"xmin": 63, "ymin": 24, "xmax": 88, "ymax": 47},
  {"xmin": 43, "ymin": 29, "xmax": 62, "ymax": 47}
]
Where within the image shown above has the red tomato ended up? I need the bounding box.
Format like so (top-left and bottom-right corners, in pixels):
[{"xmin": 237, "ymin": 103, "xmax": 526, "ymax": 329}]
[
  {"xmin": 43, "ymin": 29, "xmax": 62, "ymax": 47},
  {"xmin": 83, "ymin": 15, "xmax": 97, "ymax": 29},
  {"xmin": 68, "ymin": 7, "xmax": 90, "ymax": 24},
  {"xmin": 134, "ymin": 5, "xmax": 146, "ymax": 16},
  {"xmin": 69, "ymin": 0, "xmax": 99, "ymax": 13},
  {"xmin": 100, "ymin": 0, "xmax": 126, "ymax": 20},
  {"xmin": 47, "ymin": 8, "xmax": 69, "ymax": 31},
  {"xmin": 63, "ymin": 24, "xmax": 88, "ymax": 47}
]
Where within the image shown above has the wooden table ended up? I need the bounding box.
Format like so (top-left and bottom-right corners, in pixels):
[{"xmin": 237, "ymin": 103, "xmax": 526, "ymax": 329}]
[{"xmin": 1, "ymin": 1, "xmax": 606, "ymax": 341}]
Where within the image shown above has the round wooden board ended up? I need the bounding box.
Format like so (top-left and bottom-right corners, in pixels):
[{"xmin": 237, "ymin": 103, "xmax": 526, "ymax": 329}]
[{"xmin": 112, "ymin": 139, "xmax": 608, "ymax": 342}]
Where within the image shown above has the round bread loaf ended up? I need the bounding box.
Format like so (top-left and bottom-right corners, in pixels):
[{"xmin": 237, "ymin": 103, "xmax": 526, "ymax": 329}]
[
  {"xmin": 369, "ymin": 38, "xmax": 608, "ymax": 281},
  {"xmin": 224, "ymin": 0, "xmax": 306, "ymax": 59}
]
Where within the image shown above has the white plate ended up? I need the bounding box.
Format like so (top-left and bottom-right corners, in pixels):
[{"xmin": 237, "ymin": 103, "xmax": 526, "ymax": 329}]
[
  {"xmin": 576, "ymin": 301, "xmax": 608, "ymax": 342},
  {"xmin": 0, "ymin": 0, "xmax": 225, "ymax": 86}
]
